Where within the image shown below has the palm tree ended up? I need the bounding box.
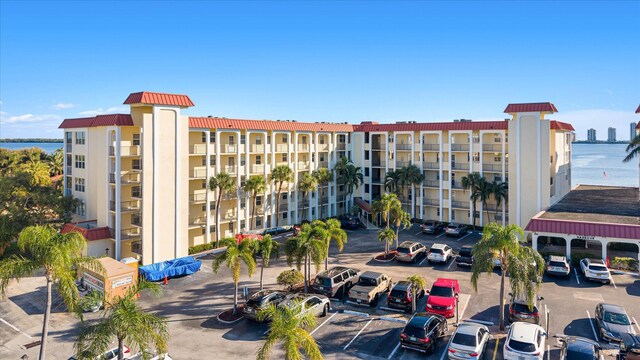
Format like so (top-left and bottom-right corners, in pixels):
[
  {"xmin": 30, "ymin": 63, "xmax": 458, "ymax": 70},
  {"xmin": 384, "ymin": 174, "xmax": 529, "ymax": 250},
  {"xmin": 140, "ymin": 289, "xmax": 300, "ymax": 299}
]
[
  {"xmin": 311, "ymin": 168, "xmax": 333, "ymax": 219},
  {"xmin": 377, "ymin": 228, "xmax": 395, "ymax": 256},
  {"xmin": 461, "ymin": 172, "xmax": 483, "ymax": 231},
  {"xmin": 312, "ymin": 219, "xmax": 347, "ymax": 270},
  {"xmin": 256, "ymin": 300, "xmax": 322, "ymax": 360},
  {"xmin": 406, "ymin": 275, "xmax": 427, "ymax": 314},
  {"xmin": 74, "ymin": 281, "xmax": 168, "ymax": 360},
  {"xmin": 21, "ymin": 158, "xmax": 52, "ymax": 187},
  {"xmin": 284, "ymin": 223, "xmax": 327, "ymax": 293},
  {"xmin": 470, "ymin": 223, "xmax": 544, "ymax": 330},
  {"xmin": 384, "ymin": 169, "xmax": 401, "ymax": 195},
  {"xmin": 371, "ymin": 193, "xmax": 400, "ymax": 229},
  {"xmin": 209, "ymin": 172, "xmax": 236, "ymax": 247},
  {"xmin": 477, "ymin": 178, "xmax": 493, "ymax": 223},
  {"xmin": 49, "ymin": 148, "xmax": 64, "ymax": 176},
  {"xmin": 297, "ymin": 173, "xmax": 318, "ymax": 224},
  {"xmin": 255, "ymin": 234, "xmax": 280, "ymax": 290},
  {"xmin": 244, "ymin": 175, "xmax": 266, "ymax": 230},
  {"xmin": 404, "ymin": 164, "xmax": 424, "ymax": 219},
  {"xmin": 212, "ymin": 237, "xmax": 256, "ymax": 316},
  {"xmin": 270, "ymin": 165, "xmax": 293, "ymax": 227},
  {"xmin": 390, "ymin": 204, "xmax": 411, "ymax": 249},
  {"xmin": 334, "ymin": 157, "xmax": 363, "ymax": 213},
  {"xmin": 0, "ymin": 225, "xmax": 103, "ymax": 360},
  {"xmin": 624, "ymin": 134, "xmax": 640, "ymax": 199},
  {"xmin": 491, "ymin": 181, "xmax": 508, "ymax": 222}
]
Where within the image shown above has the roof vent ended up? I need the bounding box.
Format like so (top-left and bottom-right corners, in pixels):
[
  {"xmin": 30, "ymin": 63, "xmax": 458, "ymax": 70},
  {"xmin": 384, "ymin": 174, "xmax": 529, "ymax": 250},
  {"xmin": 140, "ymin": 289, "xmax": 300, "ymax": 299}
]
[{"xmin": 207, "ymin": 115, "xmax": 213, "ymax": 118}]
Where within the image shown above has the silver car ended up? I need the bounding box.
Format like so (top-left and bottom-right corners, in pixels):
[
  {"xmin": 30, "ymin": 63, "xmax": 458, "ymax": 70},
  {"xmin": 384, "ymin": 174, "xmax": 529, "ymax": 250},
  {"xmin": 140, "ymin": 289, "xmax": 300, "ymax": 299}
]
[
  {"xmin": 447, "ymin": 322, "xmax": 491, "ymax": 359},
  {"xmin": 545, "ymin": 255, "xmax": 570, "ymax": 277},
  {"xmin": 396, "ymin": 241, "xmax": 427, "ymax": 263},
  {"xmin": 279, "ymin": 293, "xmax": 331, "ymax": 317}
]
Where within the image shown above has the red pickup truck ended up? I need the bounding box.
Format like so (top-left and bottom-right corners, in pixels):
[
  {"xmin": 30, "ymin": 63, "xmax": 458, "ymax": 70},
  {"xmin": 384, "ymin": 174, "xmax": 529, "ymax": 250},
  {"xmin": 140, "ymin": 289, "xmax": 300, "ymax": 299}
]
[{"xmin": 425, "ymin": 278, "xmax": 460, "ymax": 318}]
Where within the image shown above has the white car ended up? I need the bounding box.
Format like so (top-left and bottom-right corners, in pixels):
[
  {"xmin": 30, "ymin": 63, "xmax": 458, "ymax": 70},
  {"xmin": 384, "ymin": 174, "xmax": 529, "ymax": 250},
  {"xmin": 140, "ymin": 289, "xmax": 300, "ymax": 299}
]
[
  {"xmin": 428, "ymin": 244, "xmax": 453, "ymax": 264},
  {"xmin": 580, "ymin": 258, "xmax": 611, "ymax": 284},
  {"xmin": 279, "ymin": 293, "xmax": 331, "ymax": 317},
  {"xmin": 503, "ymin": 322, "xmax": 547, "ymax": 360},
  {"xmin": 447, "ymin": 322, "xmax": 491, "ymax": 359},
  {"xmin": 68, "ymin": 345, "xmax": 131, "ymax": 360}
]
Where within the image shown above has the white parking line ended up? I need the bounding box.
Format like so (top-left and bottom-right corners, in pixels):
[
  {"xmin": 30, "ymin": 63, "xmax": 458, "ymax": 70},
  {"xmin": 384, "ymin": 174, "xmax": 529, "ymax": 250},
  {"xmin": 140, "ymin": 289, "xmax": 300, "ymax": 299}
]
[
  {"xmin": 457, "ymin": 233, "xmax": 472, "ymax": 241},
  {"xmin": 574, "ymin": 268, "xmax": 581, "ymax": 285},
  {"xmin": 343, "ymin": 310, "xmax": 369, "ymax": 317},
  {"xmin": 547, "ymin": 345, "xmax": 550, "ymax": 360},
  {"xmin": 586, "ymin": 311, "xmax": 599, "ymax": 341},
  {"xmin": 633, "ymin": 317, "xmax": 640, "ymax": 334},
  {"xmin": 0, "ymin": 318, "xmax": 32, "ymax": 339},
  {"xmin": 609, "ymin": 276, "xmax": 617, "ymax": 288},
  {"xmin": 458, "ymin": 294, "xmax": 470, "ymax": 322},
  {"xmin": 418, "ymin": 257, "xmax": 427, "ymax": 266},
  {"xmin": 463, "ymin": 319, "xmax": 493, "ymax": 326},
  {"xmin": 414, "ymin": 231, "xmax": 423, "ymax": 236},
  {"xmin": 438, "ymin": 345, "xmax": 448, "ymax": 360},
  {"xmin": 343, "ymin": 318, "xmax": 374, "ymax": 350},
  {"xmin": 544, "ymin": 304, "xmax": 548, "ymax": 330},
  {"xmin": 388, "ymin": 342, "xmax": 401, "ymax": 359},
  {"xmin": 310, "ymin": 312, "xmax": 338, "ymax": 335},
  {"xmin": 447, "ymin": 258, "xmax": 456, "ymax": 269},
  {"xmin": 436, "ymin": 232, "xmax": 446, "ymax": 238}
]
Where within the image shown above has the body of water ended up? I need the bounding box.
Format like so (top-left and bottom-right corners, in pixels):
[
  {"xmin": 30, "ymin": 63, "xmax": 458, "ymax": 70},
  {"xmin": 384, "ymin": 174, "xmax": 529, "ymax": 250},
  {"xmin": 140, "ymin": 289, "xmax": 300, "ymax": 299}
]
[
  {"xmin": 1, "ymin": 142, "xmax": 63, "ymax": 154},
  {"xmin": 571, "ymin": 143, "xmax": 637, "ymax": 187}
]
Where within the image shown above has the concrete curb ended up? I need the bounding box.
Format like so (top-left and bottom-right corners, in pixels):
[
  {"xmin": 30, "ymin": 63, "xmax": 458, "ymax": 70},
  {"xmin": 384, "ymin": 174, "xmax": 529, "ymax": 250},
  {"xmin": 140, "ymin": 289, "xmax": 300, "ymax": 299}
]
[
  {"xmin": 379, "ymin": 306, "xmax": 405, "ymax": 313},
  {"xmin": 346, "ymin": 300, "xmax": 370, "ymax": 307},
  {"xmin": 216, "ymin": 310, "xmax": 245, "ymax": 325},
  {"xmin": 372, "ymin": 253, "xmax": 396, "ymax": 263}
]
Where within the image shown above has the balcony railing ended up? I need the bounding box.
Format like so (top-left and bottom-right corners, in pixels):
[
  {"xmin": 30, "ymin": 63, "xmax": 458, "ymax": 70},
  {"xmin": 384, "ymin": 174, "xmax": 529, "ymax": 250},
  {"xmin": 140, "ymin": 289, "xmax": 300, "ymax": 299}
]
[
  {"xmin": 120, "ymin": 228, "xmax": 141, "ymax": 240},
  {"xmin": 190, "ymin": 168, "xmax": 207, "ymax": 178},
  {"xmin": 451, "ymin": 144, "xmax": 470, "ymax": 151},
  {"xmin": 110, "ymin": 146, "xmax": 140, "ymax": 157},
  {"xmin": 298, "ymin": 144, "xmax": 310, "ymax": 152},
  {"xmin": 298, "ymin": 162, "xmax": 310, "ymax": 171},
  {"xmin": 223, "ymin": 165, "xmax": 237, "ymax": 174},
  {"xmin": 189, "ymin": 192, "xmax": 207, "ymax": 203},
  {"xmin": 318, "ymin": 161, "xmax": 329, "ymax": 168},
  {"xmin": 371, "ymin": 144, "xmax": 386, "ymax": 150},
  {"xmin": 483, "ymin": 204, "xmax": 501, "ymax": 212},
  {"xmin": 451, "ymin": 163, "xmax": 470, "ymax": 170},
  {"xmin": 396, "ymin": 161, "xmax": 411, "ymax": 168},
  {"xmin": 422, "ymin": 143, "xmax": 439, "ymax": 151},
  {"xmin": 423, "ymin": 162, "xmax": 439, "ymax": 170},
  {"xmin": 494, "ymin": 214, "xmax": 509, "ymax": 222},
  {"xmin": 424, "ymin": 180, "xmax": 440, "ymax": 188},
  {"xmin": 251, "ymin": 164, "xmax": 265, "ymax": 173},
  {"xmin": 190, "ymin": 144, "xmax": 207, "ymax": 155},
  {"xmin": 278, "ymin": 203, "xmax": 289, "ymax": 212},
  {"xmin": 451, "ymin": 201, "xmax": 470, "ymax": 209},
  {"xmin": 250, "ymin": 144, "xmax": 265, "ymax": 153},
  {"xmin": 122, "ymin": 173, "xmax": 140, "ymax": 184},
  {"xmin": 222, "ymin": 144, "xmax": 237, "ymax": 154},
  {"xmin": 222, "ymin": 211, "xmax": 237, "ymax": 220},
  {"xmin": 335, "ymin": 143, "xmax": 347, "ymax": 150},
  {"xmin": 396, "ymin": 144, "xmax": 412, "ymax": 151},
  {"xmin": 66, "ymin": 166, "xmax": 73, "ymax": 175},
  {"xmin": 222, "ymin": 191, "xmax": 238, "ymax": 200},
  {"xmin": 131, "ymin": 215, "xmax": 142, "ymax": 227},
  {"xmin": 109, "ymin": 200, "xmax": 140, "ymax": 211},
  {"xmin": 372, "ymin": 160, "xmax": 386, "ymax": 167},
  {"xmin": 423, "ymin": 198, "xmax": 439, "ymax": 206},
  {"xmin": 372, "ymin": 177, "xmax": 382, "ymax": 184},
  {"xmin": 482, "ymin": 164, "xmax": 502, "ymax": 172},
  {"xmin": 189, "ymin": 217, "xmax": 206, "ymax": 226},
  {"xmin": 317, "ymin": 144, "xmax": 329, "ymax": 152},
  {"xmin": 275, "ymin": 144, "xmax": 289, "ymax": 152},
  {"xmin": 482, "ymin": 144, "xmax": 503, "ymax": 152},
  {"xmin": 451, "ymin": 182, "xmax": 464, "ymax": 190}
]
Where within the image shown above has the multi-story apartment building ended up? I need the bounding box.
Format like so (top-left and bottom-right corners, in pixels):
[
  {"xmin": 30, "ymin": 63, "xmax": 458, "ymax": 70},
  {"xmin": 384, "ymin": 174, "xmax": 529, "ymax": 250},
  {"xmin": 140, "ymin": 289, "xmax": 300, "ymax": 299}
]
[
  {"xmin": 608, "ymin": 127, "xmax": 617, "ymax": 142},
  {"xmin": 587, "ymin": 128, "xmax": 596, "ymax": 142},
  {"xmin": 631, "ymin": 122, "xmax": 638, "ymax": 142},
  {"xmin": 59, "ymin": 92, "xmax": 573, "ymax": 265}
]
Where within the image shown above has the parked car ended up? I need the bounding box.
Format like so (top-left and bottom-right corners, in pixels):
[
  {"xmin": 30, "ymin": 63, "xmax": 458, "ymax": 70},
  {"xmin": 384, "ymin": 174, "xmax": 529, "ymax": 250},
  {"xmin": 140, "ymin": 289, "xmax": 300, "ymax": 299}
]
[
  {"xmin": 421, "ymin": 220, "xmax": 445, "ymax": 234},
  {"xmin": 396, "ymin": 241, "xmax": 427, "ymax": 263},
  {"xmin": 545, "ymin": 255, "xmax": 571, "ymax": 277},
  {"xmin": 311, "ymin": 266, "xmax": 360, "ymax": 298},
  {"xmin": 262, "ymin": 227, "xmax": 288, "ymax": 236},
  {"xmin": 508, "ymin": 293, "xmax": 544, "ymax": 325},
  {"xmin": 348, "ymin": 271, "xmax": 392, "ymax": 307},
  {"xmin": 447, "ymin": 322, "xmax": 491, "ymax": 359},
  {"xmin": 400, "ymin": 313, "xmax": 448, "ymax": 354},
  {"xmin": 595, "ymin": 303, "xmax": 637, "ymax": 343},
  {"xmin": 503, "ymin": 322, "xmax": 547, "ymax": 360},
  {"xmin": 428, "ymin": 243, "xmax": 453, "ymax": 264},
  {"xmin": 279, "ymin": 293, "xmax": 331, "ymax": 317},
  {"xmin": 445, "ymin": 223, "xmax": 468, "ymax": 237},
  {"xmin": 339, "ymin": 214, "xmax": 361, "ymax": 230},
  {"xmin": 388, "ymin": 280, "xmax": 426, "ymax": 313},
  {"xmin": 619, "ymin": 333, "xmax": 640, "ymax": 360},
  {"xmin": 244, "ymin": 290, "xmax": 289, "ymax": 321},
  {"xmin": 68, "ymin": 345, "xmax": 131, "ymax": 360},
  {"xmin": 580, "ymin": 258, "xmax": 611, "ymax": 284},
  {"xmin": 455, "ymin": 245, "xmax": 474, "ymax": 267},
  {"xmin": 557, "ymin": 336, "xmax": 602, "ymax": 360},
  {"xmin": 425, "ymin": 278, "xmax": 460, "ymax": 318}
]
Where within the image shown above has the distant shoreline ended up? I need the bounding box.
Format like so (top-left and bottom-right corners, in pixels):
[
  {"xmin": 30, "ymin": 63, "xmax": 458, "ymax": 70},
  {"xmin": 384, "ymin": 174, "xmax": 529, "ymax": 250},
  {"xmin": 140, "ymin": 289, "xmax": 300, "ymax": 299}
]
[{"xmin": 0, "ymin": 139, "xmax": 63, "ymax": 143}]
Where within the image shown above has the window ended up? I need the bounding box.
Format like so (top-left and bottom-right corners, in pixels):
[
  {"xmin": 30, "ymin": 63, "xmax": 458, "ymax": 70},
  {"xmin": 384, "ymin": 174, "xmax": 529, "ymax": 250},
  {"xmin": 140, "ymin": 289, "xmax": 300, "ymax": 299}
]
[
  {"xmin": 256, "ymin": 136, "xmax": 262, "ymax": 145},
  {"xmin": 494, "ymin": 135, "xmax": 501, "ymax": 143},
  {"xmin": 74, "ymin": 177, "xmax": 85, "ymax": 192},
  {"xmin": 201, "ymin": 228, "xmax": 206, "ymax": 235},
  {"xmin": 320, "ymin": 154, "xmax": 325, "ymax": 162},
  {"xmin": 473, "ymin": 152, "xmax": 479, "ymax": 162},
  {"xmin": 202, "ymin": 158, "xmax": 207, "ymax": 166},
  {"xmin": 282, "ymin": 135, "xmax": 288, "ymax": 142},
  {"xmin": 241, "ymin": 157, "xmax": 246, "ymax": 166},
  {"xmin": 210, "ymin": 132, "xmax": 216, "ymax": 143},
  {"xmin": 202, "ymin": 205, "xmax": 206, "ymax": 211},
  {"xmin": 283, "ymin": 212, "xmax": 288, "ymax": 219},
  {"xmin": 210, "ymin": 202, "xmax": 216, "ymax": 210},
  {"xmin": 201, "ymin": 133, "xmax": 207, "ymax": 143},
  {"xmin": 228, "ymin": 157, "xmax": 235, "ymax": 166},
  {"xmin": 256, "ymin": 218, "xmax": 262, "ymax": 227},
  {"xmin": 472, "ymin": 134, "xmax": 479, "ymax": 143},
  {"xmin": 437, "ymin": 208, "xmax": 440, "ymax": 216},
  {"xmin": 311, "ymin": 153, "xmax": 315, "ymax": 162},
  {"xmin": 75, "ymin": 155, "xmax": 85, "ymax": 169},
  {"xmin": 256, "ymin": 155, "xmax": 262, "ymax": 165},
  {"xmin": 210, "ymin": 155, "xmax": 216, "ymax": 166},
  {"xmin": 339, "ymin": 185, "xmax": 344, "ymax": 191},
  {"xmin": 256, "ymin": 196, "xmax": 262, "ymax": 206},
  {"xmin": 312, "ymin": 208, "xmax": 315, "ymax": 215},
  {"xmin": 301, "ymin": 137, "xmax": 307, "ymax": 144},
  {"xmin": 495, "ymin": 176, "xmax": 502, "ymax": 182},
  {"xmin": 75, "ymin": 200, "xmax": 85, "ymax": 216},
  {"xmin": 75, "ymin": 131, "xmax": 85, "ymax": 145},
  {"xmin": 240, "ymin": 220, "xmax": 246, "ymax": 229},
  {"xmin": 240, "ymin": 135, "xmax": 246, "ymax": 145},
  {"xmin": 133, "ymin": 134, "xmax": 140, "ymax": 146},
  {"xmin": 452, "ymin": 211, "xmax": 456, "ymax": 220},
  {"xmin": 228, "ymin": 222, "xmax": 234, "ymax": 231},
  {"xmin": 365, "ymin": 184, "xmax": 370, "ymax": 193},
  {"xmin": 550, "ymin": 177, "xmax": 554, "ymax": 185},
  {"xmin": 210, "ymin": 225, "xmax": 216, "ymax": 234},
  {"xmin": 132, "ymin": 186, "xmax": 141, "ymax": 198},
  {"xmin": 550, "ymin": 155, "xmax": 554, "ymax": 163},
  {"xmin": 132, "ymin": 159, "xmax": 141, "ymax": 170},
  {"xmin": 228, "ymin": 135, "xmax": 235, "ymax": 145},
  {"xmin": 282, "ymin": 193, "xmax": 288, "ymax": 200},
  {"xmin": 365, "ymin": 152, "xmax": 369, "ymax": 160},
  {"xmin": 320, "ymin": 137, "xmax": 325, "ymax": 144},
  {"xmin": 282, "ymin": 153, "xmax": 288, "ymax": 162},
  {"xmin": 451, "ymin": 154, "xmax": 456, "ymax": 162},
  {"xmin": 494, "ymin": 155, "xmax": 501, "ymax": 162},
  {"xmin": 241, "ymin": 200, "xmax": 246, "ymax": 209},
  {"xmin": 65, "ymin": 132, "xmax": 72, "ymax": 143},
  {"xmin": 202, "ymin": 181, "xmax": 206, "ymax": 189},
  {"xmin": 364, "ymin": 168, "xmax": 370, "ymax": 176},
  {"xmin": 365, "ymin": 132, "xmax": 370, "ymax": 143}
]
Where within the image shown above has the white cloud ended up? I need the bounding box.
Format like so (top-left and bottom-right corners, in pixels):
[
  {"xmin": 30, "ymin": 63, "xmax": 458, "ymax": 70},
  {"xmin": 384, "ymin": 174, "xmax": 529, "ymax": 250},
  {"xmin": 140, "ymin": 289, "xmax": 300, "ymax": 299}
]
[
  {"xmin": 78, "ymin": 106, "xmax": 127, "ymax": 116},
  {"xmin": 52, "ymin": 103, "xmax": 77, "ymax": 110},
  {"xmin": 0, "ymin": 113, "xmax": 61, "ymax": 124},
  {"xmin": 555, "ymin": 109, "xmax": 638, "ymax": 141}
]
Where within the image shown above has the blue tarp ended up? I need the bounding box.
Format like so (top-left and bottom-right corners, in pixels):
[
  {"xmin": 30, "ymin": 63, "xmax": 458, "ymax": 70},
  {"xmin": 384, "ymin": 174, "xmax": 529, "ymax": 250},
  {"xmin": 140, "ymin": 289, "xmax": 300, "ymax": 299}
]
[{"xmin": 138, "ymin": 256, "xmax": 202, "ymax": 281}]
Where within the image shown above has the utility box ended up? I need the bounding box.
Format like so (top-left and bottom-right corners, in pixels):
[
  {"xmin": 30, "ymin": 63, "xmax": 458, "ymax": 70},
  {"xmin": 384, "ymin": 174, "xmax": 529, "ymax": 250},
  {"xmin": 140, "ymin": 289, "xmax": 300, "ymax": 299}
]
[{"xmin": 78, "ymin": 257, "xmax": 138, "ymax": 303}]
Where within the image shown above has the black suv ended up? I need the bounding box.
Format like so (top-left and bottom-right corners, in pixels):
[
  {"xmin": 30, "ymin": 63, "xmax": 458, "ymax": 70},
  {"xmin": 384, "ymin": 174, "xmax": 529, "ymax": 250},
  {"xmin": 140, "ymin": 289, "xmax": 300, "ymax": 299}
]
[
  {"xmin": 311, "ymin": 266, "xmax": 360, "ymax": 298},
  {"xmin": 400, "ymin": 313, "xmax": 447, "ymax": 354},
  {"xmin": 262, "ymin": 227, "xmax": 288, "ymax": 236},
  {"xmin": 558, "ymin": 336, "xmax": 601, "ymax": 360},
  {"xmin": 388, "ymin": 281, "xmax": 426, "ymax": 313},
  {"xmin": 244, "ymin": 290, "xmax": 288, "ymax": 321},
  {"xmin": 619, "ymin": 333, "xmax": 640, "ymax": 360},
  {"xmin": 455, "ymin": 245, "xmax": 474, "ymax": 267},
  {"xmin": 508, "ymin": 294, "xmax": 543, "ymax": 325}
]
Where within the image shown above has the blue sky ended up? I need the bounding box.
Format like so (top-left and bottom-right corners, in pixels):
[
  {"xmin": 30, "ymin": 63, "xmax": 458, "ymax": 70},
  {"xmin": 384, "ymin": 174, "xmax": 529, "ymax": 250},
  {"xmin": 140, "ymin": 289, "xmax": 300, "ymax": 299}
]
[{"xmin": 1, "ymin": 1, "xmax": 638, "ymax": 140}]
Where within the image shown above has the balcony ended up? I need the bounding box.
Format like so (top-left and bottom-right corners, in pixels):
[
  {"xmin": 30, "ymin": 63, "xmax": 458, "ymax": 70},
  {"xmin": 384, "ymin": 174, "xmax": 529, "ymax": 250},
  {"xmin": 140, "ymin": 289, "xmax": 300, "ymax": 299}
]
[
  {"xmin": 423, "ymin": 198, "xmax": 439, "ymax": 206},
  {"xmin": 122, "ymin": 173, "xmax": 140, "ymax": 184},
  {"xmin": 424, "ymin": 180, "xmax": 440, "ymax": 188},
  {"xmin": 222, "ymin": 144, "xmax": 237, "ymax": 154},
  {"xmin": 396, "ymin": 160, "xmax": 411, "ymax": 168},
  {"xmin": 250, "ymin": 144, "xmax": 265, "ymax": 153},
  {"xmin": 251, "ymin": 164, "xmax": 265, "ymax": 174},
  {"xmin": 482, "ymin": 144, "xmax": 502, "ymax": 152},
  {"xmin": 190, "ymin": 168, "xmax": 207, "ymax": 179},
  {"xmin": 298, "ymin": 144, "xmax": 310, "ymax": 152},
  {"xmin": 278, "ymin": 203, "xmax": 289, "ymax": 212},
  {"xmin": 372, "ymin": 160, "xmax": 386, "ymax": 167},
  {"xmin": 494, "ymin": 214, "xmax": 509, "ymax": 222},
  {"xmin": 298, "ymin": 162, "xmax": 310, "ymax": 171},
  {"xmin": 451, "ymin": 144, "xmax": 470, "ymax": 152},
  {"xmin": 222, "ymin": 191, "xmax": 238, "ymax": 201},
  {"xmin": 190, "ymin": 144, "xmax": 207, "ymax": 155},
  {"xmin": 451, "ymin": 201, "xmax": 470, "ymax": 209},
  {"xmin": 222, "ymin": 210, "xmax": 237, "ymax": 220},
  {"xmin": 396, "ymin": 144, "xmax": 412, "ymax": 151},
  {"xmin": 318, "ymin": 161, "xmax": 329, "ymax": 168},
  {"xmin": 66, "ymin": 166, "xmax": 73, "ymax": 176},
  {"xmin": 189, "ymin": 192, "xmax": 207, "ymax": 203},
  {"xmin": 131, "ymin": 215, "xmax": 142, "ymax": 227},
  {"xmin": 120, "ymin": 228, "xmax": 141, "ymax": 240},
  {"xmin": 131, "ymin": 162, "xmax": 142, "ymax": 171},
  {"xmin": 109, "ymin": 200, "xmax": 140, "ymax": 212},
  {"xmin": 317, "ymin": 144, "xmax": 329, "ymax": 152},
  {"xmin": 422, "ymin": 143, "xmax": 439, "ymax": 151},
  {"xmin": 423, "ymin": 162, "xmax": 439, "ymax": 170},
  {"xmin": 482, "ymin": 164, "xmax": 502, "ymax": 172},
  {"xmin": 335, "ymin": 143, "xmax": 347, "ymax": 150},
  {"xmin": 451, "ymin": 163, "xmax": 470, "ymax": 171},
  {"xmin": 372, "ymin": 177, "xmax": 382, "ymax": 184},
  {"xmin": 371, "ymin": 144, "xmax": 386, "ymax": 150},
  {"xmin": 223, "ymin": 165, "xmax": 237, "ymax": 174},
  {"xmin": 275, "ymin": 144, "xmax": 290, "ymax": 153},
  {"xmin": 189, "ymin": 217, "xmax": 206, "ymax": 227},
  {"xmin": 110, "ymin": 146, "xmax": 140, "ymax": 157},
  {"xmin": 319, "ymin": 196, "xmax": 329, "ymax": 203},
  {"xmin": 131, "ymin": 241, "xmax": 142, "ymax": 255},
  {"xmin": 451, "ymin": 182, "xmax": 464, "ymax": 190},
  {"xmin": 483, "ymin": 204, "xmax": 501, "ymax": 212}
]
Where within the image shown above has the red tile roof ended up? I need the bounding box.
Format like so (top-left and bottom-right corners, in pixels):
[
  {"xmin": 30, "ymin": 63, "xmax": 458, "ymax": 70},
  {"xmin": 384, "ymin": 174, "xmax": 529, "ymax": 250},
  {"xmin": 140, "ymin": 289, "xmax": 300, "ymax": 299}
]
[
  {"xmin": 525, "ymin": 218, "xmax": 640, "ymax": 240},
  {"xmin": 550, "ymin": 120, "xmax": 575, "ymax": 132},
  {"xmin": 504, "ymin": 102, "xmax": 558, "ymax": 113},
  {"xmin": 636, "ymin": 104, "xmax": 640, "ymax": 114},
  {"xmin": 58, "ymin": 114, "xmax": 133, "ymax": 129},
  {"xmin": 61, "ymin": 222, "xmax": 113, "ymax": 241},
  {"xmin": 123, "ymin": 91, "xmax": 194, "ymax": 107},
  {"xmin": 189, "ymin": 117, "xmax": 355, "ymax": 132},
  {"xmin": 353, "ymin": 120, "xmax": 509, "ymax": 132}
]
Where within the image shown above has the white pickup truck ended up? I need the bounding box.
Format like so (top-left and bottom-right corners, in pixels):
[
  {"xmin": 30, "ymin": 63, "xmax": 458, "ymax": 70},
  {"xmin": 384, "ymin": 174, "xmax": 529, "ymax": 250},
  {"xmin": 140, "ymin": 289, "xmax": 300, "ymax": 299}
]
[{"xmin": 347, "ymin": 271, "xmax": 392, "ymax": 307}]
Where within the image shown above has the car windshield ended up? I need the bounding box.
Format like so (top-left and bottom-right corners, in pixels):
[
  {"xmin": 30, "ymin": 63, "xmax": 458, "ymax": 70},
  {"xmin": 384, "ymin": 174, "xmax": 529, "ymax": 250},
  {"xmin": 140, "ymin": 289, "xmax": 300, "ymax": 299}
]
[
  {"xmin": 459, "ymin": 250, "xmax": 473, "ymax": 257},
  {"xmin": 358, "ymin": 277, "xmax": 378, "ymax": 286},
  {"xmin": 448, "ymin": 225, "xmax": 458, "ymax": 229},
  {"xmin": 549, "ymin": 261, "xmax": 566, "ymax": 267},
  {"xmin": 390, "ymin": 289, "xmax": 408, "ymax": 299},
  {"xmin": 403, "ymin": 325, "xmax": 426, "ymax": 338},
  {"xmin": 430, "ymin": 249, "xmax": 444, "ymax": 255},
  {"xmin": 430, "ymin": 285, "xmax": 453, "ymax": 297},
  {"xmin": 424, "ymin": 221, "xmax": 435, "ymax": 226},
  {"xmin": 604, "ymin": 311, "xmax": 631, "ymax": 325},
  {"xmin": 512, "ymin": 302, "xmax": 538, "ymax": 314},
  {"xmin": 397, "ymin": 247, "xmax": 411, "ymax": 254},
  {"xmin": 508, "ymin": 339, "xmax": 537, "ymax": 353},
  {"xmin": 589, "ymin": 265, "xmax": 607, "ymax": 272},
  {"xmin": 315, "ymin": 277, "xmax": 332, "ymax": 287},
  {"xmin": 452, "ymin": 332, "xmax": 477, "ymax": 347}
]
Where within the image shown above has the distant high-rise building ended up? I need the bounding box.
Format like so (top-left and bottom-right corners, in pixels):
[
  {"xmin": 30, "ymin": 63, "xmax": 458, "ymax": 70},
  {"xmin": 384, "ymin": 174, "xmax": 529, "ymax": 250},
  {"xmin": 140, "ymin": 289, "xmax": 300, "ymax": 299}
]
[
  {"xmin": 587, "ymin": 128, "xmax": 596, "ymax": 142},
  {"xmin": 607, "ymin": 127, "xmax": 616, "ymax": 142},
  {"xmin": 631, "ymin": 122, "xmax": 638, "ymax": 141}
]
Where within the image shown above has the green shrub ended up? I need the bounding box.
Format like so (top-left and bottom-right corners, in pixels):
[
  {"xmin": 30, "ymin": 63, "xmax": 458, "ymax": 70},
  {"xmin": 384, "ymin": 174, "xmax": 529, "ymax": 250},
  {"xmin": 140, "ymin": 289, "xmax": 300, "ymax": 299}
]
[
  {"xmin": 539, "ymin": 250, "xmax": 565, "ymax": 259},
  {"xmin": 569, "ymin": 252, "xmax": 601, "ymax": 267},
  {"xmin": 611, "ymin": 257, "xmax": 639, "ymax": 271},
  {"xmin": 277, "ymin": 269, "xmax": 304, "ymax": 291},
  {"xmin": 188, "ymin": 243, "xmax": 216, "ymax": 255}
]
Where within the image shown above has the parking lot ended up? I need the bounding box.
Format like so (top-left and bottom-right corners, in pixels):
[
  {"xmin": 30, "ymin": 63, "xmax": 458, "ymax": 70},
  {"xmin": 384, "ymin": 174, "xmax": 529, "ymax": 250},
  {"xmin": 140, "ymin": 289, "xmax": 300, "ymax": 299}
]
[{"xmin": 0, "ymin": 224, "xmax": 638, "ymax": 359}]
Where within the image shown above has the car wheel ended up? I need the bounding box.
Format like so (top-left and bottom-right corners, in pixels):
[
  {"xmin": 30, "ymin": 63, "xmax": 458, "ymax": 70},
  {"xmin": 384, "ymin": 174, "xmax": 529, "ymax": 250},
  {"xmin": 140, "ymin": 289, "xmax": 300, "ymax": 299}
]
[
  {"xmin": 426, "ymin": 342, "xmax": 435, "ymax": 354},
  {"xmin": 371, "ymin": 294, "xmax": 379, "ymax": 307},
  {"xmin": 322, "ymin": 304, "xmax": 329, "ymax": 317},
  {"xmin": 419, "ymin": 290, "xmax": 425, "ymax": 299}
]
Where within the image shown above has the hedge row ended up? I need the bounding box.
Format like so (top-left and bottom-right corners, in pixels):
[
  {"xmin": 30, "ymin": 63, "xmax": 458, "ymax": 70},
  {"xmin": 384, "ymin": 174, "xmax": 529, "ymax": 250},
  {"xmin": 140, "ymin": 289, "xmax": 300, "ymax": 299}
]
[
  {"xmin": 611, "ymin": 257, "xmax": 639, "ymax": 271},
  {"xmin": 188, "ymin": 243, "xmax": 216, "ymax": 255}
]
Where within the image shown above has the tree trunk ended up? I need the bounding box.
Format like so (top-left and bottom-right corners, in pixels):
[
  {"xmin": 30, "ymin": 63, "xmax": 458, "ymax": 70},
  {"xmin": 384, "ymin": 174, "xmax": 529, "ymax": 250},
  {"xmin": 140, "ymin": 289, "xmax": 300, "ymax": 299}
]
[
  {"xmin": 215, "ymin": 190, "xmax": 222, "ymax": 247},
  {"xmin": 260, "ymin": 262, "xmax": 265, "ymax": 290},
  {"xmin": 395, "ymin": 228, "xmax": 400, "ymax": 249},
  {"xmin": 233, "ymin": 280, "xmax": 239, "ymax": 316},
  {"xmin": 275, "ymin": 183, "xmax": 280, "ymax": 227},
  {"xmin": 117, "ymin": 337, "xmax": 124, "ymax": 360},
  {"xmin": 412, "ymin": 287, "xmax": 416, "ymax": 314},
  {"xmin": 325, "ymin": 240, "xmax": 329, "ymax": 271},
  {"xmin": 304, "ymin": 253, "xmax": 308, "ymax": 293},
  {"xmin": 471, "ymin": 201, "xmax": 476, "ymax": 231},
  {"xmin": 499, "ymin": 263, "xmax": 506, "ymax": 330},
  {"xmin": 39, "ymin": 277, "xmax": 53, "ymax": 360},
  {"xmin": 413, "ymin": 185, "xmax": 417, "ymax": 222},
  {"xmin": 320, "ymin": 186, "xmax": 324, "ymax": 219},
  {"xmin": 252, "ymin": 195, "xmax": 257, "ymax": 230}
]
